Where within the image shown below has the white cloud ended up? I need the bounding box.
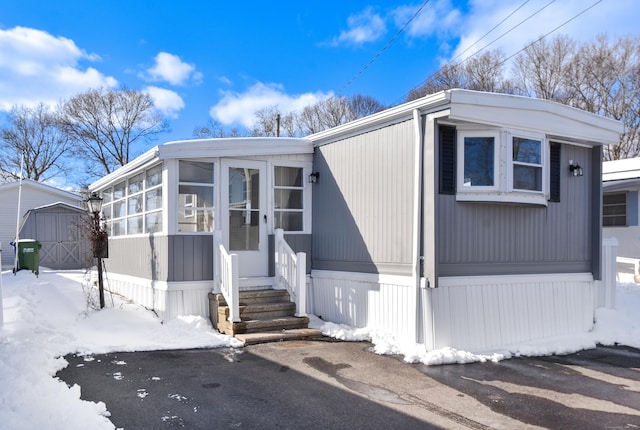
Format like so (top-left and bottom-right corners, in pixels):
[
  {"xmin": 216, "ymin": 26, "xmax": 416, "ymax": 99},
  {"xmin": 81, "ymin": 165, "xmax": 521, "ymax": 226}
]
[
  {"xmin": 0, "ymin": 26, "xmax": 117, "ymax": 111},
  {"xmin": 143, "ymin": 52, "xmax": 202, "ymax": 86},
  {"xmin": 448, "ymin": 0, "xmax": 640, "ymax": 62},
  {"xmin": 144, "ymin": 86, "xmax": 185, "ymax": 118},
  {"xmin": 332, "ymin": 7, "xmax": 387, "ymax": 46},
  {"xmin": 210, "ymin": 82, "xmax": 331, "ymax": 128}
]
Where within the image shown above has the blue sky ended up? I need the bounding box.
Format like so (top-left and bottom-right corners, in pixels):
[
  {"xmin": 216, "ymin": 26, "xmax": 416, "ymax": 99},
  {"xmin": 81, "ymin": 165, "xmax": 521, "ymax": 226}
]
[{"xmin": 1, "ymin": 0, "xmax": 638, "ymax": 146}]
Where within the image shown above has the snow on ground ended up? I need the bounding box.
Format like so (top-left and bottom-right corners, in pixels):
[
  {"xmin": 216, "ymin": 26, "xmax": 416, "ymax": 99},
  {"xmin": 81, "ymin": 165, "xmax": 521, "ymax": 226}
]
[
  {"xmin": 0, "ymin": 268, "xmax": 639, "ymax": 429},
  {"xmin": 310, "ymin": 273, "xmax": 640, "ymax": 365}
]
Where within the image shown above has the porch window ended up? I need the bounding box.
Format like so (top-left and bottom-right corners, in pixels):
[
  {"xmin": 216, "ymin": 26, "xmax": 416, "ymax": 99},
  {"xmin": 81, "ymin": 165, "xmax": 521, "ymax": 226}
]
[
  {"xmin": 178, "ymin": 160, "xmax": 214, "ymax": 232},
  {"xmin": 100, "ymin": 163, "xmax": 164, "ymax": 236},
  {"xmin": 273, "ymin": 166, "xmax": 304, "ymax": 231},
  {"xmin": 603, "ymin": 193, "xmax": 627, "ymax": 226}
]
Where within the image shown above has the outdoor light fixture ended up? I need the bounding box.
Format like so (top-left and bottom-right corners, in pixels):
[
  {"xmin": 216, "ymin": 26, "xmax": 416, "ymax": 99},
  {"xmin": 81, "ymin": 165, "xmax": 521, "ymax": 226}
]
[
  {"xmin": 308, "ymin": 172, "xmax": 319, "ymax": 183},
  {"xmin": 86, "ymin": 192, "xmax": 107, "ymax": 309},
  {"xmin": 86, "ymin": 192, "xmax": 103, "ymax": 214},
  {"xmin": 569, "ymin": 160, "xmax": 583, "ymax": 177}
]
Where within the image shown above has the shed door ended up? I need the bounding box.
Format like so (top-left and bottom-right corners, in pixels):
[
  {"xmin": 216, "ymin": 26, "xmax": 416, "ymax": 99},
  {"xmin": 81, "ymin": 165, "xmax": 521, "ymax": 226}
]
[{"xmin": 221, "ymin": 159, "xmax": 268, "ymax": 277}]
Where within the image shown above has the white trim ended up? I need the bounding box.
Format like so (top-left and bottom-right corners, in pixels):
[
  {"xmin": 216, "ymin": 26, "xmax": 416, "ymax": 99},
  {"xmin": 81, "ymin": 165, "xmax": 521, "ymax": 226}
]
[
  {"xmin": 311, "ymin": 269, "xmax": 415, "ymax": 287},
  {"xmin": 270, "ymin": 160, "xmax": 314, "ymax": 235},
  {"xmin": 439, "ymin": 272, "xmax": 594, "ymax": 287},
  {"xmin": 455, "ymin": 127, "xmax": 549, "ymax": 206},
  {"xmin": 457, "ymin": 129, "xmax": 501, "ymax": 192}
]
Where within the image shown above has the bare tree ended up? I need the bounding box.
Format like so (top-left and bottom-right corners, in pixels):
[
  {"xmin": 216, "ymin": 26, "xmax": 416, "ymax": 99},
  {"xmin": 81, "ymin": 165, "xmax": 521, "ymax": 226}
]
[
  {"xmin": 192, "ymin": 118, "xmax": 232, "ymax": 138},
  {"xmin": 566, "ymin": 35, "xmax": 640, "ymax": 159},
  {"xmin": 465, "ymin": 50, "xmax": 511, "ymax": 93},
  {"xmin": 512, "ymin": 35, "xmax": 576, "ymax": 102},
  {"xmin": 298, "ymin": 96, "xmax": 356, "ymax": 135},
  {"xmin": 61, "ymin": 87, "xmax": 170, "ymax": 178},
  {"xmin": 348, "ymin": 94, "xmax": 386, "ymax": 118},
  {"xmin": 0, "ymin": 103, "xmax": 71, "ymax": 182},
  {"xmin": 251, "ymin": 106, "xmax": 299, "ymax": 137},
  {"xmin": 406, "ymin": 49, "xmax": 509, "ymax": 101}
]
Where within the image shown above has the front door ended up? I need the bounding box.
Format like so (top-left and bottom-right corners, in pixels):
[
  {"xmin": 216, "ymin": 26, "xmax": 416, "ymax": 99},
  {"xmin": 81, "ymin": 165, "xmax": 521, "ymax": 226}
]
[{"xmin": 221, "ymin": 159, "xmax": 268, "ymax": 277}]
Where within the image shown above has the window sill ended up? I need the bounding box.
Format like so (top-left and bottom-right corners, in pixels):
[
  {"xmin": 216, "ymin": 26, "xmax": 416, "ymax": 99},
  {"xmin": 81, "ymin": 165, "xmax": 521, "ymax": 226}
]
[{"xmin": 456, "ymin": 191, "xmax": 548, "ymax": 206}]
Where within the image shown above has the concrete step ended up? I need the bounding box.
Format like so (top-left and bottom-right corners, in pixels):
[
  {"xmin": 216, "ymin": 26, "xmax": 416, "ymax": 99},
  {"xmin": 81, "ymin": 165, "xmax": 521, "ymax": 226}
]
[{"xmin": 235, "ymin": 328, "xmax": 324, "ymax": 345}]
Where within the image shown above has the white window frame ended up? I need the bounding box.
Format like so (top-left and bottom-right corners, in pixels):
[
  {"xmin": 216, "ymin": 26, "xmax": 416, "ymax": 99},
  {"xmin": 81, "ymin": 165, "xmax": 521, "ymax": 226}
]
[
  {"xmin": 177, "ymin": 160, "xmax": 216, "ymax": 234},
  {"xmin": 508, "ymin": 131, "xmax": 546, "ymax": 195},
  {"xmin": 270, "ymin": 161, "xmax": 312, "ymax": 235},
  {"xmin": 457, "ymin": 130, "xmax": 501, "ymax": 194},
  {"xmin": 456, "ymin": 127, "xmax": 548, "ymax": 206},
  {"xmin": 100, "ymin": 162, "xmax": 164, "ymax": 237}
]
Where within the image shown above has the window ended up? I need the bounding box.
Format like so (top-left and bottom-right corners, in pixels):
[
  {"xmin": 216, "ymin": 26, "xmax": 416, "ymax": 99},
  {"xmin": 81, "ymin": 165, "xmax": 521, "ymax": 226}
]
[
  {"xmin": 273, "ymin": 166, "xmax": 304, "ymax": 231},
  {"xmin": 463, "ymin": 136, "xmax": 496, "ymax": 188},
  {"xmin": 100, "ymin": 163, "xmax": 163, "ymax": 236},
  {"xmin": 603, "ymin": 193, "xmax": 627, "ymax": 226},
  {"xmin": 511, "ymin": 136, "xmax": 542, "ymax": 192},
  {"xmin": 178, "ymin": 160, "xmax": 214, "ymax": 232},
  {"xmin": 455, "ymin": 128, "xmax": 547, "ymax": 205}
]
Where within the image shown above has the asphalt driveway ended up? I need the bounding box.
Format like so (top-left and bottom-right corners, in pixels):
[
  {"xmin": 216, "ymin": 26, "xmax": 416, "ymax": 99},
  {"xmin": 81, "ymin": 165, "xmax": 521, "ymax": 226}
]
[{"xmin": 56, "ymin": 341, "xmax": 640, "ymax": 429}]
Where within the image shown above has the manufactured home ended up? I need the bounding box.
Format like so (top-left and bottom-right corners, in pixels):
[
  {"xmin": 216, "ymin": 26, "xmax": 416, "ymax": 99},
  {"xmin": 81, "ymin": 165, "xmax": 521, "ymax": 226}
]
[
  {"xmin": 89, "ymin": 89, "xmax": 623, "ymax": 352},
  {"xmin": 602, "ymin": 158, "xmax": 640, "ymax": 278}
]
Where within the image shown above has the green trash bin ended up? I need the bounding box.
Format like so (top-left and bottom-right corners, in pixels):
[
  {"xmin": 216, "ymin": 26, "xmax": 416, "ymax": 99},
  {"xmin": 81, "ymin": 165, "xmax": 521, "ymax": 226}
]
[{"xmin": 12, "ymin": 239, "xmax": 41, "ymax": 277}]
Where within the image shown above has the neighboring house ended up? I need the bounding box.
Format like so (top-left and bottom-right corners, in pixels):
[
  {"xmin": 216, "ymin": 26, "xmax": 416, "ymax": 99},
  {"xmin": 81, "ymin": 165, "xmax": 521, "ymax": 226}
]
[
  {"xmin": 18, "ymin": 202, "xmax": 92, "ymax": 270},
  {"xmin": 0, "ymin": 180, "xmax": 84, "ymax": 270},
  {"xmin": 602, "ymin": 158, "xmax": 640, "ymax": 276},
  {"xmin": 89, "ymin": 89, "xmax": 623, "ymax": 352}
]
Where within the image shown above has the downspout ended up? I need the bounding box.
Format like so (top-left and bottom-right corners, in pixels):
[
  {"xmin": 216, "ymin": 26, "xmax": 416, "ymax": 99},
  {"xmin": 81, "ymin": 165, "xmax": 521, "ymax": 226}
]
[
  {"xmin": 411, "ymin": 109, "xmax": 424, "ymax": 344},
  {"xmin": 418, "ymin": 109, "xmax": 451, "ymax": 349}
]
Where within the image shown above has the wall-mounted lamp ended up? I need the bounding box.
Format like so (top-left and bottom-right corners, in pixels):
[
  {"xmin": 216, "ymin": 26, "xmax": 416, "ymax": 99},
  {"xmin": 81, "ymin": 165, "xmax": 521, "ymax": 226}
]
[
  {"xmin": 308, "ymin": 172, "xmax": 320, "ymax": 183},
  {"xmin": 569, "ymin": 160, "xmax": 584, "ymax": 177}
]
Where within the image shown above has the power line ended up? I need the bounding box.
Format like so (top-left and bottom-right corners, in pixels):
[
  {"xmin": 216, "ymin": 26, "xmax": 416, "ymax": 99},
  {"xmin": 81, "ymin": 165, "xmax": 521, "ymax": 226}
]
[
  {"xmin": 401, "ymin": 0, "xmax": 602, "ymax": 102},
  {"xmin": 336, "ymin": 0, "xmax": 431, "ymax": 95},
  {"xmin": 500, "ymin": 0, "xmax": 602, "ymax": 65},
  {"xmin": 402, "ymin": 0, "xmax": 555, "ymax": 102},
  {"xmin": 450, "ymin": 0, "xmax": 532, "ymax": 66}
]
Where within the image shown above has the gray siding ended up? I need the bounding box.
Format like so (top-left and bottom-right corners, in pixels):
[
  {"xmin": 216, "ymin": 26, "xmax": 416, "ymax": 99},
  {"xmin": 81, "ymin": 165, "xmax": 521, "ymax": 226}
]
[
  {"xmin": 268, "ymin": 234, "xmax": 312, "ymax": 276},
  {"xmin": 106, "ymin": 236, "xmax": 170, "ymax": 281},
  {"xmin": 312, "ymin": 120, "xmax": 416, "ymax": 275},
  {"xmin": 19, "ymin": 205, "xmax": 90, "ymax": 270},
  {"xmin": 108, "ymin": 233, "xmax": 309, "ymax": 282},
  {"xmin": 436, "ymin": 142, "xmax": 596, "ymax": 276}
]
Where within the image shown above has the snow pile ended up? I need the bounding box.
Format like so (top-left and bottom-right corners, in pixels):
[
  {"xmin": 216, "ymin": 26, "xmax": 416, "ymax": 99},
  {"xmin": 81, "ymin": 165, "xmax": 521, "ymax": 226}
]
[
  {"xmin": 0, "ymin": 269, "xmax": 240, "ymax": 430},
  {"xmin": 1, "ymin": 268, "xmax": 639, "ymax": 429}
]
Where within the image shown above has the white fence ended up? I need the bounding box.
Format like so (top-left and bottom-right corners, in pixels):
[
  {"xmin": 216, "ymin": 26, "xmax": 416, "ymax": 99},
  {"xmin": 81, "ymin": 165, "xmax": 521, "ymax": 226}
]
[
  {"xmin": 213, "ymin": 230, "xmax": 239, "ymax": 323},
  {"xmin": 598, "ymin": 237, "xmax": 618, "ymax": 309},
  {"xmin": 274, "ymin": 229, "xmax": 307, "ymax": 317}
]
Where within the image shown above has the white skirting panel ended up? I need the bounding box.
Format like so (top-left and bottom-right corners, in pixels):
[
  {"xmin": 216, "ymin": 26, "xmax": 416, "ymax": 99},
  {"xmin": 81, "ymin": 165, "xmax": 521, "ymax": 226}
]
[
  {"xmin": 310, "ymin": 270, "xmax": 418, "ymax": 344},
  {"xmin": 431, "ymin": 273, "xmax": 595, "ymax": 352},
  {"xmin": 103, "ymin": 272, "xmax": 212, "ymax": 321}
]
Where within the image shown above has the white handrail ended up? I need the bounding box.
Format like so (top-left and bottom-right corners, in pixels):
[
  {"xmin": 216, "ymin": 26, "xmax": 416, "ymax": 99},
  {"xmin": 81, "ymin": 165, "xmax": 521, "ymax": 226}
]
[
  {"xmin": 214, "ymin": 230, "xmax": 240, "ymax": 322},
  {"xmin": 274, "ymin": 229, "xmax": 307, "ymax": 317}
]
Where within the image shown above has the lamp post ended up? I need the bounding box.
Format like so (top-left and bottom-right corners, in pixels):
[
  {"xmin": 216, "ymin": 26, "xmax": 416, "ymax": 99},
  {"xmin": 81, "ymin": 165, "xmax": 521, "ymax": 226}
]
[{"xmin": 86, "ymin": 192, "xmax": 106, "ymax": 309}]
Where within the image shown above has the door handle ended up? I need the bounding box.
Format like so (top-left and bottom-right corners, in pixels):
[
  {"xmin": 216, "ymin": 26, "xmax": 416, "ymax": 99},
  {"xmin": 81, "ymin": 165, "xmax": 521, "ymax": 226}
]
[{"xmin": 263, "ymin": 215, "xmax": 267, "ymax": 223}]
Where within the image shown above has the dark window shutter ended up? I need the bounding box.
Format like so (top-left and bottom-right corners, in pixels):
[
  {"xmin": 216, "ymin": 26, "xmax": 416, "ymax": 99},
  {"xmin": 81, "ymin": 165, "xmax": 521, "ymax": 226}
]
[
  {"xmin": 549, "ymin": 142, "xmax": 561, "ymax": 202},
  {"xmin": 439, "ymin": 125, "xmax": 456, "ymax": 194}
]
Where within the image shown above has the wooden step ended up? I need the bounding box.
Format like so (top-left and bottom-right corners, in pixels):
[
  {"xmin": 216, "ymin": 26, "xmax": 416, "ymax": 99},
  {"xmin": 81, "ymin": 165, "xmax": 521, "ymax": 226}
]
[
  {"xmin": 217, "ymin": 316, "xmax": 310, "ymax": 335},
  {"xmin": 235, "ymin": 328, "xmax": 324, "ymax": 345},
  {"xmin": 211, "ymin": 289, "xmax": 312, "ymax": 339},
  {"xmin": 215, "ymin": 289, "xmax": 291, "ymax": 306},
  {"xmin": 218, "ymin": 301, "xmax": 296, "ymax": 320}
]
